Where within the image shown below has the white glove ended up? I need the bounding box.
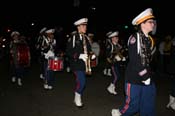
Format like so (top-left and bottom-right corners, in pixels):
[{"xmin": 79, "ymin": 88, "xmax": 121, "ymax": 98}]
[
  {"xmin": 115, "ymin": 55, "xmax": 121, "ymax": 61},
  {"xmin": 79, "ymin": 54, "xmax": 88, "ymax": 62},
  {"xmin": 122, "ymin": 57, "xmax": 126, "ymax": 61},
  {"xmin": 139, "ymin": 69, "xmax": 147, "ymax": 76},
  {"xmin": 91, "ymin": 54, "xmax": 96, "ymax": 60},
  {"xmin": 142, "ymin": 78, "xmax": 151, "ymax": 85},
  {"xmin": 111, "ymin": 109, "xmax": 121, "ymax": 116},
  {"xmin": 44, "ymin": 50, "xmax": 55, "ymax": 59},
  {"xmin": 52, "ymin": 39, "xmax": 56, "ymax": 46}
]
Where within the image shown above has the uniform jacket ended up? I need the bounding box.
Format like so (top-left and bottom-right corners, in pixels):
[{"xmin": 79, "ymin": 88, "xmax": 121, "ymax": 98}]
[
  {"xmin": 106, "ymin": 39, "xmax": 122, "ymax": 64},
  {"xmin": 125, "ymin": 31, "xmax": 156, "ymax": 85},
  {"xmin": 66, "ymin": 33, "xmax": 92, "ymax": 71},
  {"xmin": 40, "ymin": 37, "xmax": 56, "ymax": 60}
]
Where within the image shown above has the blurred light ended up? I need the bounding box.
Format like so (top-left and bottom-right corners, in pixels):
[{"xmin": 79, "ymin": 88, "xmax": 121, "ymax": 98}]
[
  {"xmin": 2, "ymin": 45, "xmax": 5, "ymax": 48},
  {"xmin": 89, "ymin": 6, "xmax": 96, "ymax": 11},
  {"xmin": 7, "ymin": 29, "xmax": 11, "ymax": 32},
  {"xmin": 124, "ymin": 25, "xmax": 128, "ymax": 29},
  {"xmin": 92, "ymin": 7, "xmax": 96, "ymax": 10},
  {"xmin": 2, "ymin": 38, "xmax": 6, "ymax": 41},
  {"xmin": 31, "ymin": 22, "xmax": 35, "ymax": 26},
  {"xmin": 66, "ymin": 35, "xmax": 69, "ymax": 38}
]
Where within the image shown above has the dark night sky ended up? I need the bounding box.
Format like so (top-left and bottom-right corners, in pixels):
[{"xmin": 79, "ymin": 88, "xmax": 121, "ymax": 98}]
[{"xmin": 0, "ymin": 0, "xmax": 174, "ymax": 36}]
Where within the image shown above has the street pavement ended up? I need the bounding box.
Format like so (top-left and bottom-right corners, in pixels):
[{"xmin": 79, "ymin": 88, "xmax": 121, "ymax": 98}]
[{"xmin": 0, "ymin": 57, "xmax": 174, "ymax": 116}]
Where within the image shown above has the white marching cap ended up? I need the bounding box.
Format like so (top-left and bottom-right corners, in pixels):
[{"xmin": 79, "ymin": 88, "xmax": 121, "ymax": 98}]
[
  {"xmin": 108, "ymin": 31, "xmax": 119, "ymax": 38},
  {"xmin": 74, "ymin": 18, "xmax": 88, "ymax": 26},
  {"xmin": 11, "ymin": 31, "xmax": 20, "ymax": 37},
  {"xmin": 40, "ymin": 27, "xmax": 47, "ymax": 34},
  {"xmin": 106, "ymin": 31, "xmax": 112, "ymax": 37},
  {"xmin": 132, "ymin": 8, "xmax": 155, "ymax": 25},
  {"xmin": 45, "ymin": 29, "xmax": 55, "ymax": 34}
]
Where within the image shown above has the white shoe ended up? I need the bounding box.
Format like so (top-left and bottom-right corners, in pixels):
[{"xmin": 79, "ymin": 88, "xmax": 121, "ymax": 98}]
[
  {"xmin": 167, "ymin": 95, "xmax": 175, "ymax": 108},
  {"xmin": 11, "ymin": 76, "xmax": 16, "ymax": 83},
  {"xmin": 107, "ymin": 83, "xmax": 114, "ymax": 94},
  {"xmin": 66, "ymin": 67, "xmax": 70, "ymax": 72},
  {"xmin": 74, "ymin": 92, "xmax": 83, "ymax": 107},
  {"xmin": 44, "ymin": 84, "xmax": 49, "ymax": 89},
  {"xmin": 170, "ymin": 102, "xmax": 175, "ymax": 111},
  {"xmin": 107, "ymin": 73, "xmax": 112, "ymax": 76},
  {"xmin": 107, "ymin": 69, "xmax": 112, "ymax": 76},
  {"xmin": 17, "ymin": 78, "xmax": 22, "ymax": 86},
  {"xmin": 103, "ymin": 68, "xmax": 107, "ymax": 75},
  {"xmin": 40, "ymin": 74, "xmax": 44, "ymax": 79},
  {"xmin": 107, "ymin": 83, "xmax": 117, "ymax": 95},
  {"xmin": 111, "ymin": 109, "xmax": 121, "ymax": 116},
  {"xmin": 48, "ymin": 86, "xmax": 53, "ymax": 90}
]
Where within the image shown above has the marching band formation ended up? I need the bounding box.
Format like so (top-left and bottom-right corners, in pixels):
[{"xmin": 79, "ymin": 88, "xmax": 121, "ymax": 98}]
[{"xmin": 6, "ymin": 7, "xmax": 175, "ymax": 116}]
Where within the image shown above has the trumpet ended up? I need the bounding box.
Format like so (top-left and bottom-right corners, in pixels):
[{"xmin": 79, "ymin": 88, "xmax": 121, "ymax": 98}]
[
  {"xmin": 85, "ymin": 54, "xmax": 92, "ymax": 75},
  {"xmin": 85, "ymin": 52, "xmax": 95, "ymax": 75},
  {"xmin": 82, "ymin": 34, "xmax": 92, "ymax": 75},
  {"xmin": 107, "ymin": 49, "xmax": 126, "ymax": 64}
]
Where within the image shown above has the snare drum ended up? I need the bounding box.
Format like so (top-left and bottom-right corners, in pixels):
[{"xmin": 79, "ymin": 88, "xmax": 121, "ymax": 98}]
[{"xmin": 48, "ymin": 57, "xmax": 64, "ymax": 71}]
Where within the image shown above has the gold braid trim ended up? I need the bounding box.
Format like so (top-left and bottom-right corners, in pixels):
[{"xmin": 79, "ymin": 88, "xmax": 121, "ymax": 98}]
[{"xmin": 149, "ymin": 35, "xmax": 154, "ymax": 49}]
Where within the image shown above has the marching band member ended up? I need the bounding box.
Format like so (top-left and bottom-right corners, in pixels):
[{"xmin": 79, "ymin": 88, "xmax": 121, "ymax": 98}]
[
  {"xmin": 111, "ymin": 8, "xmax": 157, "ymax": 116},
  {"xmin": 66, "ymin": 17, "xmax": 95, "ymax": 108},
  {"xmin": 103, "ymin": 31, "xmax": 113, "ymax": 76},
  {"xmin": 106, "ymin": 31, "xmax": 125, "ymax": 95},
  {"xmin": 10, "ymin": 31, "xmax": 22, "ymax": 86},
  {"xmin": 35, "ymin": 27, "xmax": 47, "ymax": 79},
  {"xmin": 41, "ymin": 29, "xmax": 56, "ymax": 90},
  {"xmin": 10, "ymin": 31, "xmax": 30, "ymax": 86}
]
